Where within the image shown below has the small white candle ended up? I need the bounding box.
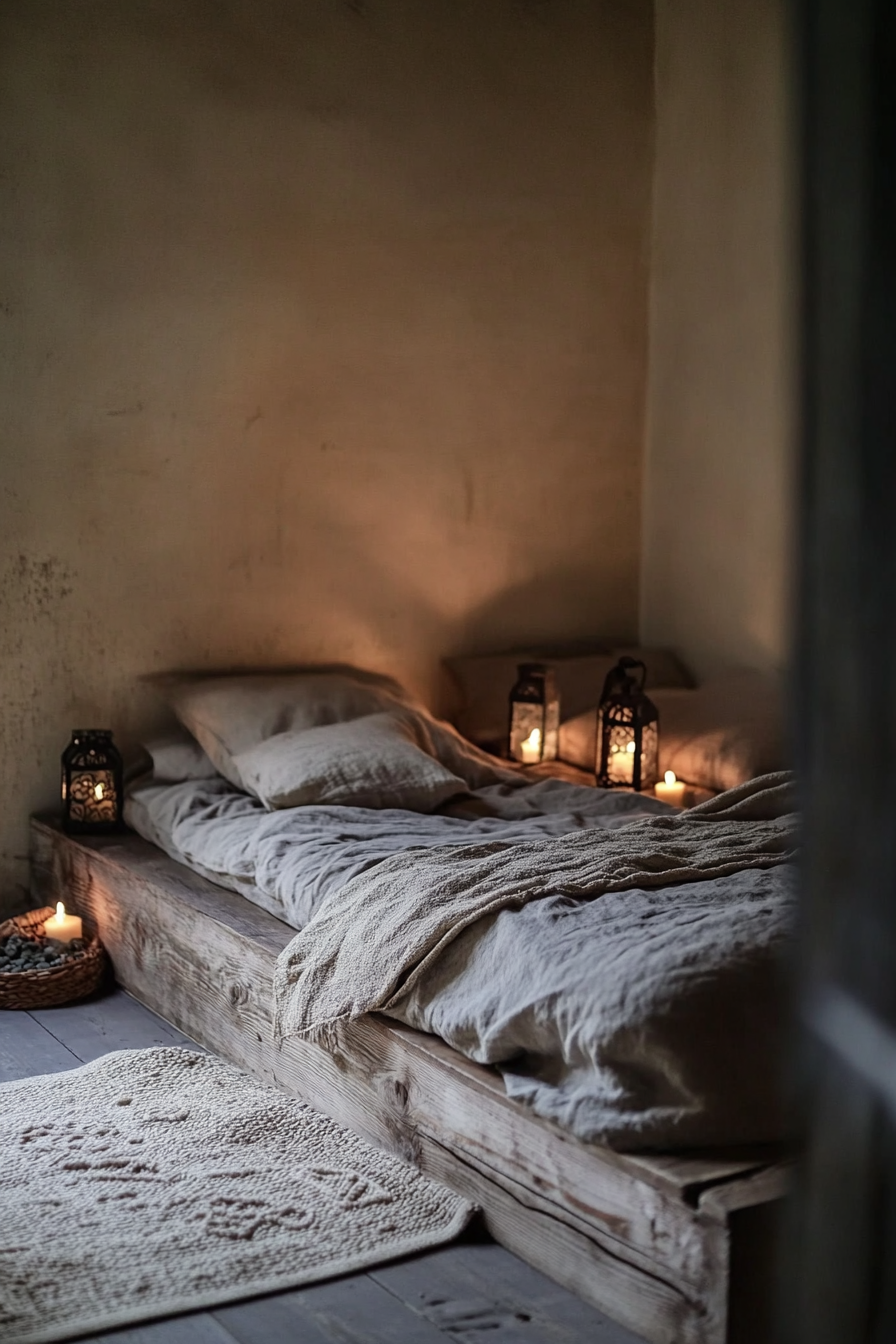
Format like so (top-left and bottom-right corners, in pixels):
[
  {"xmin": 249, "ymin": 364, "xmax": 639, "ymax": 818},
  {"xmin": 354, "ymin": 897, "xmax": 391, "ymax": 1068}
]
[
  {"xmin": 43, "ymin": 901, "xmax": 83, "ymax": 945},
  {"xmin": 520, "ymin": 729, "xmax": 542, "ymax": 764},
  {"xmin": 655, "ymin": 770, "xmax": 686, "ymax": 806}
]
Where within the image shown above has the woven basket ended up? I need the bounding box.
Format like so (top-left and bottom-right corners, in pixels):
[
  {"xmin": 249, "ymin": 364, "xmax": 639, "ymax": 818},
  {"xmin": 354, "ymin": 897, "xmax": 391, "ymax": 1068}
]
[{"xmin": 0, "ymin": 905, "xmax": 108, "ymax": 1010}]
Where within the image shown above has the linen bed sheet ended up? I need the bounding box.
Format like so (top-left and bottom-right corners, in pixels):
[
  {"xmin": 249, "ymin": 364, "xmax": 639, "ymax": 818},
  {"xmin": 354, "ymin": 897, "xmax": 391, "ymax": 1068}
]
[{"xmin": 126, "ymin": 773, "xmax": 795, "ymax": 1150}]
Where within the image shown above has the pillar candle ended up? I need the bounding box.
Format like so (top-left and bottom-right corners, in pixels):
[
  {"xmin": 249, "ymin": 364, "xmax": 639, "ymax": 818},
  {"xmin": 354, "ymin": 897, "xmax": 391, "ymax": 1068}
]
[{"xmin": 43, "ymin": 902, "xmax": 83, "ymax": 945}]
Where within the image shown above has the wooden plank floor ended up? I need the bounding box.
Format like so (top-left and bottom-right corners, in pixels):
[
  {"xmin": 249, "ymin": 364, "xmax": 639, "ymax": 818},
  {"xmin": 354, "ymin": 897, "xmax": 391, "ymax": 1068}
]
[{"xmin": 0, "ymin": 989, "xmax": 647, "ymax": 1344}]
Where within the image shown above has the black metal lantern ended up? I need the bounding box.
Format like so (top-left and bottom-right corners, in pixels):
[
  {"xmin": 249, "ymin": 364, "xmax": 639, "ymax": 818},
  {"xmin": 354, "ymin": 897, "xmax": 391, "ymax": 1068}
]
[
  {"xmin": 61, "ymin": 729, "xmax": 124, "ymax": 833},
  {"xmin": 508, "ymin": 663, "xmax": 560, "ymax": 764},
  {"xmin": 596, "ymin": 657, "xmax": 659, "ymax": 791}
]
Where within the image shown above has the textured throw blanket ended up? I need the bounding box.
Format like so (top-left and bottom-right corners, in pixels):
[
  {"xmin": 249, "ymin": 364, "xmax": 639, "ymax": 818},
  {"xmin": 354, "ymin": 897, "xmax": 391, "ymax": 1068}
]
[{"xmin": 273, "ymin": 773, "xmax": 797, "ymax": 1044}]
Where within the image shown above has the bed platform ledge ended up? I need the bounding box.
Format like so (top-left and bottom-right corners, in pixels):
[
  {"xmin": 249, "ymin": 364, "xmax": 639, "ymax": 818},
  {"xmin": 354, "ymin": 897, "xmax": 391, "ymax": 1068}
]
[{"xmin": 30, "ymin": 815, "xmax": 790, "ymax": 1344}]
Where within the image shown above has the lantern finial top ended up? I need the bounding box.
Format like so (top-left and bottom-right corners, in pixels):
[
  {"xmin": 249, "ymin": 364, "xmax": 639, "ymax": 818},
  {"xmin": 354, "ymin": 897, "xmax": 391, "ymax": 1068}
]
[{"xmin": 599, "ymin": 656, "xmax": 647, "ymax": 705}]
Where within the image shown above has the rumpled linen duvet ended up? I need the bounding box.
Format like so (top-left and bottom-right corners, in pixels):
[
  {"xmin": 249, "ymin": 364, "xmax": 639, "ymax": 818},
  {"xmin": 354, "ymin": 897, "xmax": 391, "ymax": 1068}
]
[{"xmin": 127, "ymin": 771, "xmax": 796, "ymax": 1150}]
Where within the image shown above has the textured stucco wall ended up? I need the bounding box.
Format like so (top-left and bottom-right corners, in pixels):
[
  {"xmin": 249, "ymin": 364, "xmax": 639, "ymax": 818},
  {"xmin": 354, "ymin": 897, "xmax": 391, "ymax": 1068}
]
[
  {"xmin": 0, "ymin": 0, "xmax": 653, "ymax": 910},
  {"xmin": 640, "ymin": 0, "xmax": 794, "ymax": 677}
]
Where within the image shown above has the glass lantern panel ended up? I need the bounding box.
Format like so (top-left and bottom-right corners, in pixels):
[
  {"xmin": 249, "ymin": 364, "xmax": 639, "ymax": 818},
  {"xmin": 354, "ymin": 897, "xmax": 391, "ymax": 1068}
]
[
  {"xmin": 542, "ymin": 693, "xmax": 560, "ymax": 762},
  {"xmin": 67, "ymin": 770, "xmax": 119, "ymax": 825},
  {"xmin": 638, "ymin": 721, "xmax": 659, "ymax": 790},
  {"xmin": 509, "ymin": 702, "xmax": 546, "ymax": 763},
  {"xmin": 606, "ymin": 724, "xmax": 637, "ymax": 785}
]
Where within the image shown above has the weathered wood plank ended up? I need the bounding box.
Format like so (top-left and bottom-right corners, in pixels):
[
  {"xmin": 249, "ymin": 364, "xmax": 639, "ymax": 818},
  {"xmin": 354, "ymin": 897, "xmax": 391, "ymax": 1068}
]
[
  {"xmin": 410, "ymin": 1124, "xmax": 718, "ymax": 1344},
  {"xmin": 30, "ymin": 987, "xmax": 200, "ymax": 1062},
  {"xmin": 31, "ymin": 818, "xmax": 786, "ymax": 1344},
  {"xmin": 0, "ymin": 1008, "xmax": 81, "ymax": 1081},
  {"xmin": 698, "ymin": 1163, "xmax": 792, "ymax": 1218},
  {"xmin": 630, "ymin": 1151, "xmax": 783, "ymax": 1205}
]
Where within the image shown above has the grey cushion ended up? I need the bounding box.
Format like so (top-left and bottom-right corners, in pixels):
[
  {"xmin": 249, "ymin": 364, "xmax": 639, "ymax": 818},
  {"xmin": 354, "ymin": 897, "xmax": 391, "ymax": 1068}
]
[
  {"xmin": 149, "ymin": 667, "xmax": 415, "ymax": 791},
  {"xmin": 144, "ymin": 730, "xmax": 218, "ymax": 783},
  {"xmin": 234, "ymin": 713, "xmax": 467, "ymax": 811}
]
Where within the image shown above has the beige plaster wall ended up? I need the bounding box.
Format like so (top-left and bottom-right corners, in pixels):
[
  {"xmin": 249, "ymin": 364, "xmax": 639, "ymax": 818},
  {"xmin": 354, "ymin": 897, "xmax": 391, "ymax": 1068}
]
[
  {"xmin": 640, "ymin": 0, "xmax": 794, "ymax": 678},
  {"xmin": 0, "ymin": 0, "xmax": 653, "ymax": 909}
]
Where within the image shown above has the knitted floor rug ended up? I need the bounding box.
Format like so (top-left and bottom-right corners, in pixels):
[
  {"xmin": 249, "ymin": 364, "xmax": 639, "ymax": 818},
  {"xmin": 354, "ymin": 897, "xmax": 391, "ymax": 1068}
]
[{"xmin": 0, "ymin": 1047, "xmax": 473, "ymax": 1344}]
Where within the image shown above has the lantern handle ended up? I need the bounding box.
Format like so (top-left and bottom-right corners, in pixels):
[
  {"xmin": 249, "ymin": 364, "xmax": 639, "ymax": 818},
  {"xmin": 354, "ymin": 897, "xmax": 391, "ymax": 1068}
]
[{"xmin": 599, "ymin": 656, "xmax": 647, "ymax": 704}]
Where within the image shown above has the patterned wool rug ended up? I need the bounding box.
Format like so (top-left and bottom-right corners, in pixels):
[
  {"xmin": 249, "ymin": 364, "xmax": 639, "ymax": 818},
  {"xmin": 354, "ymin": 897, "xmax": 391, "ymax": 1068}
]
[{"xmin": 0, "ymin": 1047, "xmax": 473, "ymax": 1344}]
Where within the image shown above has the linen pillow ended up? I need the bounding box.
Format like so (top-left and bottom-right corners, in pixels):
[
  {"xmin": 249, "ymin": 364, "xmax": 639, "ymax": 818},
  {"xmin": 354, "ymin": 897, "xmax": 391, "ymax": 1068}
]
[
  {"xmin": 651, "ymin": 672, "xmax": 786, "ymax": 793},
  {"xmin": 558, "ymin": 670, "xmax": 785, "ymax": 791},
  {"xmin": 233, "ymin": 713, "xmax": 467, "ymax": 811},
  {"xmin": 144, "ymin": 730, "xmax": 219, "ymax": 783},
  {"xmin": 149, "ymin": 667, "xmax": 415, "ymax": 791},
  {"xmin": 445, "ymin": 646, "xmax": 694, "ymax": 750},
  {"xmin": 557, "ymin": 710, "xmax": 599, "ymax": 771}
]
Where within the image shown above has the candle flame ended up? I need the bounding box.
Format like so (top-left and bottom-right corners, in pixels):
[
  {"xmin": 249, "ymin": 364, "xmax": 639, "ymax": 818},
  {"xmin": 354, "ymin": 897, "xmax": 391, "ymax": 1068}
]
[
  {"xmin": 665, "ymin": 770, "xmax": 677, "ymax": 786},
  {"xmin": 56, "ymin": 901, "xmax": 65, "ymax": 921},
  {"xmin": 626, "ymin": 740, "xmax": 636, "ymax": 753},
  {"xmin": 94, "ymin": 782, "xmax": 104, "ymax": 800},
  {"xmin": 524, "ymin": 729, "xmax": 541, "ymax": 751}
]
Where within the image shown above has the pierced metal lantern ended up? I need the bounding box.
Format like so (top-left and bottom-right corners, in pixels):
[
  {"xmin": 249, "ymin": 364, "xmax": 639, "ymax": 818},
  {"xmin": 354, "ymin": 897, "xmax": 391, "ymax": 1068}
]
[
  {"xmin": 508, "ymin": 663, "xmax": 560, "ymax": 764},
  {"xmin": 596, "ymin": 657, "xmax": 659, "ymax": 791},
  {"xmin": 61, "ymin": 729, "xmax": 124, "ymax": 834}
]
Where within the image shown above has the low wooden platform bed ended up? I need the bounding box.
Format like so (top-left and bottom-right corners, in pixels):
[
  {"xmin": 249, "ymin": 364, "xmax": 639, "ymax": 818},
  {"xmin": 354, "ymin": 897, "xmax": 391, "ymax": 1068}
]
[{"xmin": 32, "ymin": 816, "xmax": 790, "ymax": 1344}]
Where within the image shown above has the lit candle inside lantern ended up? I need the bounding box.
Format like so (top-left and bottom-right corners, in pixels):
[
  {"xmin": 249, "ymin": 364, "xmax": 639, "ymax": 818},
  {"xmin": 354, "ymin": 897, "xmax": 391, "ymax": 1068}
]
[
  {"xmin": 44, "ymin": 901, "xmax": 83, "ymax": 945},
  {"xmin": 94, "ymin": 782, "xmax": 104, "ymax": 800},
  {"xmin": 520, "ymin": 728, "xmax": 542, "ymax": 764},
  {"xmin": 608, "ymin": 738, "xmax": 636, "ymax": 785},
  {"xmin": 655, "ymin": 770, "xmax": 686, "ymax": 807}
]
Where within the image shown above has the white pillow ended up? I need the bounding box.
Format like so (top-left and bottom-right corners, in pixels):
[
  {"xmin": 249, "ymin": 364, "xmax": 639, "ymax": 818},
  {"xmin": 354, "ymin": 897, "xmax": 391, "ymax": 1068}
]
[
  {"xmin": 144, "ymin": 730, "xmax": 219, "ymax": 782},
  {"xmin": 234, "ymin": 714, "xmax": 467, "ymax": 811},
  {"xmin": 149, "ymin": 668, "xmax": 415, "ymax": 791}
]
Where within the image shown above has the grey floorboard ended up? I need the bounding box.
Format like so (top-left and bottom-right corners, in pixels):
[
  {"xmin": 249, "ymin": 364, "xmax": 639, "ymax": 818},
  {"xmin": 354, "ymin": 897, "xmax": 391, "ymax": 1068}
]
[
  {"xmin": 435, "ymin": 1243, "xmax": 647, "ymax": 1340},
  {"xmin": 217, "ymin": 1275, "xmax": 456, "ymax": 1343},
  {"xmin": 293, "ymin": 1274, "xmax": 453, "ymax": 1342},
  {"xmin": 211, "ymin": 1291, "xmax": 338, "ymax": 1344},
  {"xmin": 78, "ymin": 1312, "xmax": 239, "ymax": 1344},
  {"xmin": 30, "ymin": 986, "xmax": 199, "ymax": 1061},
  {"xmin": 372, "ymin": 1243, "xmax": 644, "ymax": 1343},
  {"xmin": 212, "ymin": 1279, "xmax": 450, "ymax": 1344},
  {"xmin": 0, "ymin": 1007, "xmax": 81, "ymax": 1080}
]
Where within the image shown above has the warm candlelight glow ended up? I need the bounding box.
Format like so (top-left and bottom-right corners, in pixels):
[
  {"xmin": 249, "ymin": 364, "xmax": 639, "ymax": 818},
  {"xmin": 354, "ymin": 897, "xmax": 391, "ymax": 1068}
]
[
  {"xmin": 655, "ymin": 770, "xmax": 686, "ymax": 806},
  {"xmin": 94, "ymin": 782, "xmax": 105, "ymax": 800},
  {"xmin": 520, "ymin": 728, "xmax": 542, "ymax": 764},
  {"xmin": 605, "ymin": 736, "xmax": 637, "ymax": 785},
  {"xmin": 45, "ymin": 902, "xmax": 83, "ymax": 944},
  {"xmin": 596, "ymin": 656, "xmax": 659, "ymax": 791}
]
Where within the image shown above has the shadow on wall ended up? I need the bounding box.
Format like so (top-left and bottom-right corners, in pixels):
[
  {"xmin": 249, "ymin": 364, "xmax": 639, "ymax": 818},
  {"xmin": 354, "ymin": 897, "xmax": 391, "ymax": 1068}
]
[
  {"xmin": 449, "ymin": 567, "xmax": 637, "ymax": 654},
  {"xmin": 0, "ymin": 0, "xmax": 654, "ymax": 915}
]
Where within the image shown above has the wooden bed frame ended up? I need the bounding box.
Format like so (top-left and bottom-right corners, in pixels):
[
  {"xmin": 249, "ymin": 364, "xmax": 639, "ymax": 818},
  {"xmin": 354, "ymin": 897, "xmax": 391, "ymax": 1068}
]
[{"xmin": 30, "ymin": 817, "xmax": 789, "ymax": 1344}]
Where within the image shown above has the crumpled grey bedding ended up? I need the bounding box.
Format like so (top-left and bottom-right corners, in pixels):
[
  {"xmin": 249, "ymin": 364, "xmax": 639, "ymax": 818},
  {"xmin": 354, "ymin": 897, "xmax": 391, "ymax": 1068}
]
[
  {"xmin": 126, "ymin": 772, "xmax": 795, "ymax": 1149},
  {"xmin": 274, "ymin": 776, "xmax": 796, "ymax": 1034},
  {"xmin": 125, "ymin": 775, "xmax": 671, "ymax": 927}
]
